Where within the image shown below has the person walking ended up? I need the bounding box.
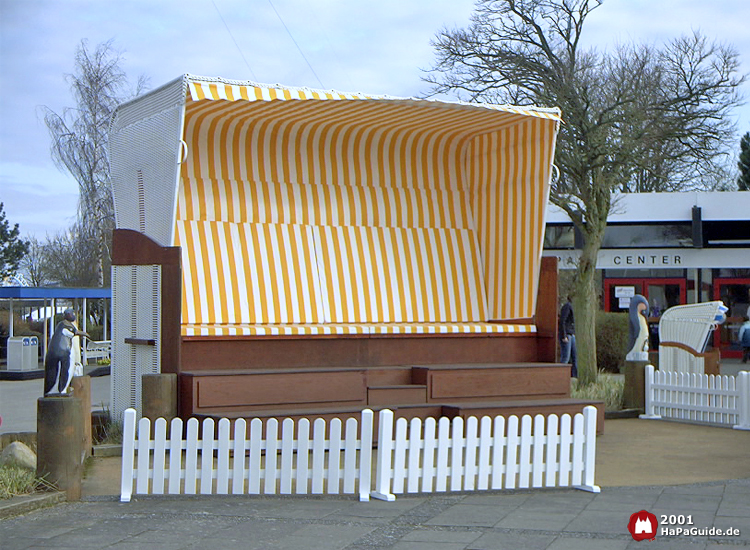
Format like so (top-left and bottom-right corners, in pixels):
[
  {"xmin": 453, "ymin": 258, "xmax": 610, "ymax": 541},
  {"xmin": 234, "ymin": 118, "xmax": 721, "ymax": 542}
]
[
  {"xmin": 739, "ymin": 308, "xmax": 750, "ymax": 364},
  {"xmin": 559, "ymin": 295, "xmax": 577, "ymax": 377}
]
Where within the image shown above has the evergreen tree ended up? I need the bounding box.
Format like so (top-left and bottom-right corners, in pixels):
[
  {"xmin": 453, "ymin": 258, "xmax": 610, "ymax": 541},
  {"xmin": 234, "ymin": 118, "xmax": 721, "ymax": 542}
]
[
  {"xmin": 0, "ymin": 203, "xmax": 30, "ymax": 280},
  {"xmin": 739, "ymin": 132, "xmax": 750, "ymax": 191}
]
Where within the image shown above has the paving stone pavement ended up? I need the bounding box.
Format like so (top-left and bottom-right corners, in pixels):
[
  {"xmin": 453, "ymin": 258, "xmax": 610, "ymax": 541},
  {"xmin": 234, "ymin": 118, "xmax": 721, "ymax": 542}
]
[
  {"xmin": 3, "ymin": 368, "xmax": 750, "ymax": 548},
  {"xmin": 2, "ymin": 480, "xmax": 749, "ymax": 549}
]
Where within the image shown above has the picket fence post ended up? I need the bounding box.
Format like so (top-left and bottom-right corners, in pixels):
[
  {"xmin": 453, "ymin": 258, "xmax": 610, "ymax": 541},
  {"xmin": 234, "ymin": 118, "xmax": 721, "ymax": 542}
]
[
  {"xmin": 371, "ymin": 409, "xmax": 396, "ymax": 501},
  {"xmin": 358, "ymin": 409, "xmax": 374, "ymax": 501},
  {"xmin": 639, "ymin": 365, "xmax": 661, "ymax": 420},
  {"xmin": 575, "ymin": 406, "xmax": 601, "ymax": 493},
  {"xmin": 120, "ymin": 408, "xmax": 137, "ymax": 502},
  {"xmin": 734, "ymin": 371, "xmax": 750, "ymax": 431}
]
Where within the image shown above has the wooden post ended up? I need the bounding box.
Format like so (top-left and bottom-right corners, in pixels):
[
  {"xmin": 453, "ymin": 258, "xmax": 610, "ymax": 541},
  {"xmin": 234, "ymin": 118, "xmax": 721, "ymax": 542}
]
[
  {"xmin": 623, "ymin": 360, "xmax": 648, "ymax": 411},
  {"xmin": 37, "ymin": 396, "xmax": 84, "ymax": 501},
  {"xmin": 71, "ymin": 376, "xmax": 92, "ymax": 457},
  {"xmin": 535, "ymin": 256, "xmax": 559, "ymax": 363},
  {"xmin": 142, "ymin": 373, "xmax": 178, "ymax": 421}
]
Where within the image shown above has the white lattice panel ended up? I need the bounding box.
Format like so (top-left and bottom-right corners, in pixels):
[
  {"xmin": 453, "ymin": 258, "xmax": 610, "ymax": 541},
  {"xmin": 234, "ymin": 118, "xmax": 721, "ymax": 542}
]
[
  {"xmin": 659, "ymin": 301, "xmax": 725, "ymax": 352},
  {"xmin": 109, "ymin": 77, "xmax": 186, "ymax": 247},
  {"xmin": 112, "ymin": 265, "xmax": 162, "ymax": 419}
]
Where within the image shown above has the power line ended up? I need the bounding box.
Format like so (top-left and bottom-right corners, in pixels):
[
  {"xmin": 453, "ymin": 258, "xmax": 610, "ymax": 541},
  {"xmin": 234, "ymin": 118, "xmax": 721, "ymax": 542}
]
[
  {"xmin": 267, "ymin": 0, "xmax": 325, "ymax": 89},
  {"xmin": 211, "ymin": 0, "xmax": 259, "ymax": 81}
]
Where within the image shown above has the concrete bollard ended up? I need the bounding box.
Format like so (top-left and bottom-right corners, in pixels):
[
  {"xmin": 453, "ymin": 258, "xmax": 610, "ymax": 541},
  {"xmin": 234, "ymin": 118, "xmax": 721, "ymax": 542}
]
[
  {"xmin": 142, "ymin": 373, "xmax": 178, "ymax": 421},
  {"xmin": 623, "ymin": 360, "xmax": 648, "ymax": 411},
  {"xmin": 71, "ymin": 376, "xmax": 92, "ymax": 457},
  {"xmin": 37, "ymin": 396, "xmax": 84, "ymax": 501}
]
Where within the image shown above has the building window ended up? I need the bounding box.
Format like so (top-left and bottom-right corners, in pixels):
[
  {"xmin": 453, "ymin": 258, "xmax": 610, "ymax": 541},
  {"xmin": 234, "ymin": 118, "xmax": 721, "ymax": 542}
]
[
  {"xmin": 601, "ymin": 224, "xmax": 693, "ymax": 248},
  {"xmin": 544, "ymin": 225, "xmax": 575, "ymax": 249}
]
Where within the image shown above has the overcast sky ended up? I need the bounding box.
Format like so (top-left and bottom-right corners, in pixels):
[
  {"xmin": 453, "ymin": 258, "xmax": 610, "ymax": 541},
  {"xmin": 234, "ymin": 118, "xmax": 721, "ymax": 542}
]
[{"xmin": 2, "ymin": 0, "xmax": 749, "ymax": 242}]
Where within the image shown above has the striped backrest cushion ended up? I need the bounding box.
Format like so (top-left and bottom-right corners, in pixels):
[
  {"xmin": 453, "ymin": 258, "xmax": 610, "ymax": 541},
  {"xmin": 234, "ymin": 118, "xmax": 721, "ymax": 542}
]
[
  {"xmin": 175, "ymin": 220, "xmax": 324, "ymax": 324},
  {"xmin": 316, "ymin": 225, "xmax": 487, "ymax": 323}
]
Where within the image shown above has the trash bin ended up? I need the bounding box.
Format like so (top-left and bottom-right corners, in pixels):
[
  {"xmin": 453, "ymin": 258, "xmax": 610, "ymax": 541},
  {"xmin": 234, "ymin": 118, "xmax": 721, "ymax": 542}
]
[
  {"xmin": 7, "ymin": 336, "xmax": 39, "ymax": 371},
  {"xmin": 7, "ymin": 336, "xmax": 26, "ymax": 371},
  {"xmin": 25, "ymin": 336, "xmax": 39, "ymax": 370}
]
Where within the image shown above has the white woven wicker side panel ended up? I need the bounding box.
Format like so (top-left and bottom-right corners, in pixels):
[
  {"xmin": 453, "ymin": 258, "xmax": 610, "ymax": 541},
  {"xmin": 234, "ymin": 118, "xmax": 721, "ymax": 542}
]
[
  {"xmin": 111, "ymin": 76, "xmax": 186, "ymax": 130},
  {"xmin": 111, "ymin": 265, "xmax": 162, "ymax": 419},
  {"xmin": 111, "ymin": 265, "xmax": 132, "ymax": 419},
  {"xmin": 110, "ymin": 77, "xmax": 186, "ymax": 247},
  {"xmin": 658, "ymin": 301, "xmax": 724, "ymax": 353}
]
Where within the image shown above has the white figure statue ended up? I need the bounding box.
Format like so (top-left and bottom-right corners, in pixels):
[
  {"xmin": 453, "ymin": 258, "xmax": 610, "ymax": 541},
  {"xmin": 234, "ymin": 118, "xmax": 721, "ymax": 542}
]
[{"xmin": 626, "ymin": 295, "xmax": 650, "ymax": 362}]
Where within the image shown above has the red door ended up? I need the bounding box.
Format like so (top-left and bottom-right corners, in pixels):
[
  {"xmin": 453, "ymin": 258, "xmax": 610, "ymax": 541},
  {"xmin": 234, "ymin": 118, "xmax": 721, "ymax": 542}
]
[
  {"xmin": 604, "ymin": 278, "xmax": 686, "ymax": 351},
  {"xmin": 604, "ymin": 278, "xmax": 686, "ymax": 315},
  {"xmin": 713, "ymin": 278, "xmax": 750, "ymax": 359}
]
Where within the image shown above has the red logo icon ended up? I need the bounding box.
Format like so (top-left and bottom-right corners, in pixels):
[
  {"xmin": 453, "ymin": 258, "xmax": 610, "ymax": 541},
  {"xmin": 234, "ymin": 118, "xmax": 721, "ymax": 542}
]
[{"xmin": 628, "ymin": 510, "xmax": 658, "ymax": 541}]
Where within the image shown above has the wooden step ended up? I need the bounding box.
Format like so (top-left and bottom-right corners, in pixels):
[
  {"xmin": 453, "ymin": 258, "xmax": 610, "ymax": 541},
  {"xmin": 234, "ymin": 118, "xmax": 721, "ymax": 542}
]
[
  {"xmin": 367, "ymin": 385, "xmax": 427, "ymax": 406},
  {"xmin": 365, "ymin": 366, "xmax": 414, "ymax": 386},
  {"xmin": 442, "ymin": 399, "xmax": 605, "ymax": 434},
  {"xmin": 180, "ymin": 368, "xmax": 367, "ymax": 416},
  {"xmin": 412, "ymin": 363, "xmax": 571, "ymax": 402}
]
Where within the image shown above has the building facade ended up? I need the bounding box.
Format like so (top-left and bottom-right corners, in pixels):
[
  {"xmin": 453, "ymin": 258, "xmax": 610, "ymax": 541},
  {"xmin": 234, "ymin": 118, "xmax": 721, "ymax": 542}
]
[{"xmin": 543, "ymin": 192, "xmax": 750, "ymax": 358}]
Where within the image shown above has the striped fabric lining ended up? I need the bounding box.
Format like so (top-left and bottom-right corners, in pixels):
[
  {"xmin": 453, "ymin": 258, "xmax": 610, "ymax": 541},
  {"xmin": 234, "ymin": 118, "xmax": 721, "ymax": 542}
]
[
  {"xmin": 179, "ymin": 84, "xmax": 560, "ymax": 192},
  {"xmin": 175, "ymin": 220, "xmax": 324, "ymax": 325},
  {"xmin": 186, "ymin": 78, "xmax": 562, "ymax": 122},
  {"xmin": 316, "ymin": 225, "xmax": 486, "ymax": 323},
  {"xmin": 176, "ymin": 220, "xmax": 487, "ymax": 325},
  {"xmin": 181, "ymin": 323, "xmax": 537, "ymax": 337},
  {"xmin": 174, "ymin": 78, "xmax": 560, "ymax": 336},
  {"xmin": 176, "ymin": 178, "xmax": 474, "ymax": 229},
  {"xmin": 468, "ymin": 119, "xmax": 558, "ymax": 320}
]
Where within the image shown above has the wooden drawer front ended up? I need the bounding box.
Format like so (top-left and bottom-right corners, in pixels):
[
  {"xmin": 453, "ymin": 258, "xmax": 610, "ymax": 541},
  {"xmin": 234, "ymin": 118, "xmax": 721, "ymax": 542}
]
[
  {"xmin": 428, "ymin": 366, "xmax": 569, "ymax": 400},
  {"xmin": 196, "ymin": 370, "xmax": 366, "ymax": 409}
]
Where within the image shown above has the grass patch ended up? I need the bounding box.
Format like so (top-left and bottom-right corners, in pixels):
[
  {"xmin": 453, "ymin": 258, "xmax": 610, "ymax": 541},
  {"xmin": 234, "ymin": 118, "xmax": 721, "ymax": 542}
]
[
  {"xmin": 96, "ymin": 419, "xmax": 123, "ymax": 445},
  {"xmin": 93, "ymin": 407, "xmax": 123, "ymax": 446},
  {"xmin": 571, "ymin": 372, "xmax": 624, "ymax": 412},
  {"xmin": 0, "ymin": 465, "xmax": 56, "ymax": 500}
]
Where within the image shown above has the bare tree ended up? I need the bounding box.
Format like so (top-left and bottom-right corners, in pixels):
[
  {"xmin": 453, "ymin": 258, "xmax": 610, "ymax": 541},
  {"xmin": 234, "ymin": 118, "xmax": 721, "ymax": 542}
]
[
  {"xmin": 42, "ymin": 220, "xmax": 101, "ymax": 288},
  {"xmin": 41, "ymin": 39, "xmax": 148, "ymax": 287},
  {"xmin": 425, "ymin": 0, "xmax": 745, "ymax": 385},
  {"xmin": 19, "ymin": 237, "xmax": 51, "ymax": 287}
]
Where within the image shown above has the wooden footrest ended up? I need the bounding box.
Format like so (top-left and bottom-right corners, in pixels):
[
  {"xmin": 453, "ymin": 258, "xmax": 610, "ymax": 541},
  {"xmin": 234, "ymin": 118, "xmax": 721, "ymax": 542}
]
[
  {"xmin": 180, "ymin": 368, "xmax": 367, "ymax": 416},
  {"xmin": 412, "ymin": 363, "xmax": 572, "ymax": 402}
]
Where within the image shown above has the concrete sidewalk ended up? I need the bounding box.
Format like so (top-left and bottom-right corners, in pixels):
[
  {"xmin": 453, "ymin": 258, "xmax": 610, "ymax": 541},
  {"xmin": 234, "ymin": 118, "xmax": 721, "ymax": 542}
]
[
  {"xmin": 0, "ymin": 371, "xmax": 111, "ymax": 435},
  {"xmin": 2, "ymin": 479, "xmax": 750, "ymax": 549}
]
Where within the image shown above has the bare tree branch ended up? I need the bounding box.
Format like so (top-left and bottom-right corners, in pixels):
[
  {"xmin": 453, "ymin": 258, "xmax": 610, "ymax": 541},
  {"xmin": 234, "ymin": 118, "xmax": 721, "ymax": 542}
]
[
  {"xmin": 424, "ymin": 0, "xmax": 745, "ymax": 385},
  {"xmin": 39, "ymin": 39, "xmax": 149, "ymax": 287}
]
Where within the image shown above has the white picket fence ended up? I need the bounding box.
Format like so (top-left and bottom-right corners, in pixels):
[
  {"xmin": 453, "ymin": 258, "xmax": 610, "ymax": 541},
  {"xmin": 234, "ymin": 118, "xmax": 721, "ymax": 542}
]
[
  {"xmin": 121, "ymin": 406, "xmax": 600, "ymax": 502},
  {"xmin": 120, "ymin": 411, "xmax": 374, "ymax": 502},
  {"xmin": 641, "ymin": 365, "xmax": 750, "ymax": 430},
  {"xmin": 371, "ymin": 407, "xmax": 599, "ymax": 501}
]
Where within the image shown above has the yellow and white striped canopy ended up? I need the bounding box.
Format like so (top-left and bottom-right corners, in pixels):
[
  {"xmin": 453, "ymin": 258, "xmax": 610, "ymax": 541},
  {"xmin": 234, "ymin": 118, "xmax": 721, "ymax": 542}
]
[{"xmin": 175, "ymin": 75, "xmax": 560, "ymax": 336}]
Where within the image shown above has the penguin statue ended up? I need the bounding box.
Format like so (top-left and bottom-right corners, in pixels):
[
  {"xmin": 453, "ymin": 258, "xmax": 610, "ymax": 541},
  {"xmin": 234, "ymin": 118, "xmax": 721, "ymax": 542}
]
[
  {"xmin": 626, "ymin": 295, "xmax": 650, "ymax": 362},
  {"xmin": 43, "ymin": 308, "xmax": 90, "ymax": 396}
]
